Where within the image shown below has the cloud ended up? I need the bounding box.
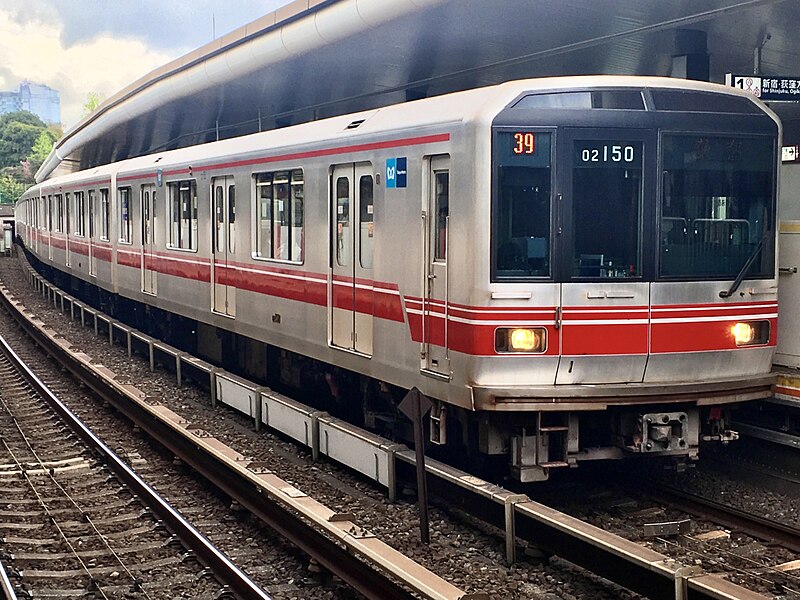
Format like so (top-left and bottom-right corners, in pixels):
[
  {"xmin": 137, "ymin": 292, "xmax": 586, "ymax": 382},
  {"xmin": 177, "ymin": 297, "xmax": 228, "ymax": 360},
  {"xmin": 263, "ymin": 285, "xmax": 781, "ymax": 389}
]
[
  {"xmin": 2, "ymin": 1, "xmax": 282, "ymax": 52},
  {"xmin": 0, "ymin": 9, "xmax": 174, "ymax": 129},
  {"xmin": 0, "ymin": 1, "xmax": 287, "ymax": 129}
]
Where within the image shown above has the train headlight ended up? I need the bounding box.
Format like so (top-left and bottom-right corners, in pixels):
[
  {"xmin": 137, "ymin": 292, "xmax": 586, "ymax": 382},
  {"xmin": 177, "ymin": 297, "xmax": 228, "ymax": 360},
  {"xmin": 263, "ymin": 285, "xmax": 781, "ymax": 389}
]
[
  {"xmin": 495, "ymin": 327, "xmax": 547, "ymax": 353},
  {"xmin": 731, "ymin": 321, "xmax": 769, "ymax": 346}
]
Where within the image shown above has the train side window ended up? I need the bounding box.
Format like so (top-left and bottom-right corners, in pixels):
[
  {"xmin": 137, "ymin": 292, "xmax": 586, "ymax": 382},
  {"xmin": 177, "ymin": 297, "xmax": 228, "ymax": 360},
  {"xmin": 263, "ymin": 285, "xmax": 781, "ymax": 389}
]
[
  {"xmin": 494, "ymin": 131, "xmax": 552, "ymax": 278},
  {"xmin": 55, "ymin": 194, "xmax": 63, "ymax": 232},
  {"xmin": 434, "ymin": 171, "xmax": 449, "ymax": 261},
  {"xmin": 253, "ymin": 169, "xmax": 303, "ymax": 262},
  {"xmin": 118, "ymin": 187, "xmax": 132, "ymax": 244},
  {"xmin": 255, "ymin": 173, "xmax": 274, "ymax": 257},
  {"xmin": 359, "ymin": 175, "xmax": 374, "ymax": 269},
  {"xmin": 47, "ymin": 195, "xmax": 53, "ymax": 231},
  {"xmin": 291, "ymin": 170, "xmax": 303, "ymax": 262},
  {"xmin": 65, "ymin": 192, "xmax": 71, "ymax": 236},
  {"xmin": 100, "ymin": 189, "xmax": 110, "ymax": 240},
  {"xmin": 142, "ymin": 188, "xmax": 150, "ymax": 243},
  {"xmin": 167, "ymin": 180, "xmax": 197, "ymax": 251},
  {"xmin": 88, "ymin": 190, "xmax": 96, "ymax": 239},
  {"xmin": 336, "ymin": 176, "xmax": 350, "ymax": 267},
  {"xmin": 75, "ymin": 191, "xmax": 86, "ymax": 237},
  {"xmin": 214, "ymin": 185, "xmax": 224, "ymax": 253},
  {"xmin": 228, "ymin": 184, "xmax": 235, "ymax": 254}
]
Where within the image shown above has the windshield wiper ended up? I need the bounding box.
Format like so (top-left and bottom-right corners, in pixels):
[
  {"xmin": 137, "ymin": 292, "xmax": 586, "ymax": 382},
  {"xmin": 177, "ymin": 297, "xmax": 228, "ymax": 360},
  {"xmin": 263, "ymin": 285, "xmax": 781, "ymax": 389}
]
[{"xmin": 719, "ymin": 234, "xmax": 768, "ymax": 298}]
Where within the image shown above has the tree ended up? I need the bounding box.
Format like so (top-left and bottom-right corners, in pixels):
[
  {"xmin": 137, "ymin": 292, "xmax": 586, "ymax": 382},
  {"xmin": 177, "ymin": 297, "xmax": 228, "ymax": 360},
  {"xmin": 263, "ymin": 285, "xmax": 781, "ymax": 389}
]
[
  {"xmin": 0, "ymin": 173, "xmax": 26, "ymax": 204},
  {"xmin": 0, "ymin": 111, "xmax": 47, "ymax": 169},
  {"xmin": 0, "ymin": 111, "xmax": 61, "ymax": 200},
  {"xmin": 27, "ymin": 129, "xmax": 58, "ymax": 177},
  {"xmin": 82, "ymin": 92, "xmax": 105, "ymax": 118}
]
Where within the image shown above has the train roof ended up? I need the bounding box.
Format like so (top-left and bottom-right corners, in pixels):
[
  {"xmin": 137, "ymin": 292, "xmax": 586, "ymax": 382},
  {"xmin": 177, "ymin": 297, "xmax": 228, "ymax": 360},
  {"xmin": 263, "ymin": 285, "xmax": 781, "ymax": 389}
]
[{"xmin": 21, "ymin": 75, "xmax": 777, "ymax": 200}]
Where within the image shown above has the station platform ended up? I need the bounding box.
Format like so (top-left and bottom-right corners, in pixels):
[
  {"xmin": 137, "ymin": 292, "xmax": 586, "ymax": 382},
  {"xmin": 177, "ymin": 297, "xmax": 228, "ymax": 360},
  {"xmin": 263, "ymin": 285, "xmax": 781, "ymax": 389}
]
[{"xmin": 772, "ymin": 365, "xmax": 800, "ymax": 408}]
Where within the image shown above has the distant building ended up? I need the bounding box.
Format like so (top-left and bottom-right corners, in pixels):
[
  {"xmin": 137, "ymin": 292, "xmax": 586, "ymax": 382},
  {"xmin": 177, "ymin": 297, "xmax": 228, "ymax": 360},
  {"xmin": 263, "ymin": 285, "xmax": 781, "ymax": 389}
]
[{"xmin": 0, "ymin": 81, "xmax": 60, "ymax": 125}]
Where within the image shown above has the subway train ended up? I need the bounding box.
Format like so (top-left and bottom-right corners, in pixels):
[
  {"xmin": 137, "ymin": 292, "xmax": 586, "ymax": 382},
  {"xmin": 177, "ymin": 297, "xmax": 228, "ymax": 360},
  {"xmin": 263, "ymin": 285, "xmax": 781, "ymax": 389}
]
[{"xmin": 16, "ymin": 76, "xmax": 780, "ymax": 481}]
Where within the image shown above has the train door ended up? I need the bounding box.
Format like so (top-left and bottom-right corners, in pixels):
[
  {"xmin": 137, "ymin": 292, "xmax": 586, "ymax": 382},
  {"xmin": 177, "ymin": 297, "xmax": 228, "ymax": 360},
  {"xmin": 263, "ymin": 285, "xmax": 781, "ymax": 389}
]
[
  {"xmin": 555, "ymin": 129, "xmax": 653, "ymax": 384},
  {"xmin": 88, "ymin": 190, "xmax": 97, "ymax": 276},
  {"xmin": 141, "ymin": 185, "xmax": 157, "ymax": 294},
  {"xmin": 211, "ymin": 176, "xmax": 236, "ymax": 317},
  {"xmin": 330, "ymin": 163, "xmax": 374, "ymax": 356},
  {"xmin": 422, "ymin": 156, "xmax": 451, "ymax": 377}
]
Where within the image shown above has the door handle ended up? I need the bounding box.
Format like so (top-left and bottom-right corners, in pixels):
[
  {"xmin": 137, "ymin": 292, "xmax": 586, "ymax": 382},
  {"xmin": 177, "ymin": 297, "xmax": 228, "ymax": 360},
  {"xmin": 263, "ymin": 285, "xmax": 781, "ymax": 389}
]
[{"xmin": 586, "ymin": 291, "xmax": 636, "ymax": 299}]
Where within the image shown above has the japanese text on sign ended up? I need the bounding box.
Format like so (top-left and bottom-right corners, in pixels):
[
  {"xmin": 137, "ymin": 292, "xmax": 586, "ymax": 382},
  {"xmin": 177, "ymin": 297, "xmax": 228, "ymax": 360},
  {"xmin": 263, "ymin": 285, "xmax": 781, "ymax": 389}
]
[{"xmin": 726, "ymin": 73, "xmax": 800, "ymax": 101}]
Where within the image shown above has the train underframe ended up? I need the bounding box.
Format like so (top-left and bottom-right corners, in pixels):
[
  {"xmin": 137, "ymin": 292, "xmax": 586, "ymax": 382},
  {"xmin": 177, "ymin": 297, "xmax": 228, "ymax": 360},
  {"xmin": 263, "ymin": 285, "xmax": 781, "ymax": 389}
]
[{"xmin": 28, "ymin": 252, "xmax": 766, "ymax": 483}]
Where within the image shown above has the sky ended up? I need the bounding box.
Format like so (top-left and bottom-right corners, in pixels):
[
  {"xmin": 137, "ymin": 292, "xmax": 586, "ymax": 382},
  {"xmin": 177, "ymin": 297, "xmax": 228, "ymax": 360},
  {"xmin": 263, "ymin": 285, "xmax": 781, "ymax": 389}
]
[{"xmin": 0, "ymin": 1, "xmax": 289, "ymax": 129}]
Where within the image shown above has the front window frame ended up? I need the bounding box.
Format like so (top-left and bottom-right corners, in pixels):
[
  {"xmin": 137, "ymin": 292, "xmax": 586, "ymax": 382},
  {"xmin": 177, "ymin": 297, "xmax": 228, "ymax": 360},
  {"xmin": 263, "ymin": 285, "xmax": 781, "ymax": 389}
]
[
  {"xmin": 657, "ymin": 131, "xmax": 777, "ymax": 281},
  {"xmin": 491, "ymin": 126, "xmax": 556, "ymax": 282},
  {"xmin": 565, "ymin": 133, "xmax": 647, "ymax": 281}
]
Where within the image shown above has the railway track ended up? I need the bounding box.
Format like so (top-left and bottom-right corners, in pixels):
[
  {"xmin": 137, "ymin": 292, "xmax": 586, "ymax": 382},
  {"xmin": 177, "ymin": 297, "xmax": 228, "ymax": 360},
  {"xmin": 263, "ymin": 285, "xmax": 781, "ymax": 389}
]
[
  {"xmin": 704, "ymin": 442, "xmax": 800, "ymax": 500},
  {"xmin": 0, "ymin": 258, "xmax": 482, "ymax": 600},
  {"xmin": 0, "ymin": 329, "xmax": 269, "ymax": 599},
  {"xmin": 636, "ymin": 480, "xmax": 800, "ymax": 553},
  {"xmin": 3, "ymin": 249, "xmax": 789, "ymax": 600}
]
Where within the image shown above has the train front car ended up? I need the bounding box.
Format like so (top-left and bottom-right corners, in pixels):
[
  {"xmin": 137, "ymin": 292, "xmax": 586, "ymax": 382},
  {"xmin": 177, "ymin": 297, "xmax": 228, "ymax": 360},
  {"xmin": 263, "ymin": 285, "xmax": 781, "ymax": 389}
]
[{"xmin": 475, "ymin": 79, "xmax": 779, "ymax": 482}]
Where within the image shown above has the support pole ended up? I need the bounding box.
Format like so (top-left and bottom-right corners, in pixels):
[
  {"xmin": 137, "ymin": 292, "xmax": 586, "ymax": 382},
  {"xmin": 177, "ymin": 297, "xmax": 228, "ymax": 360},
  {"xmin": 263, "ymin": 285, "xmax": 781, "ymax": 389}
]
[{"xmin": 399, "ymin": 387, "xmax": 432, "ymax": 544}]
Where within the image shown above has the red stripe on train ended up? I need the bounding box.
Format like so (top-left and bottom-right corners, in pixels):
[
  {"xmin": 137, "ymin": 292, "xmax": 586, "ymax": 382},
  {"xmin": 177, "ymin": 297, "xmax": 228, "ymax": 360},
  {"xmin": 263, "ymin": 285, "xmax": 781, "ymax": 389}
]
[
  {"xmin": 35, "ymin": 242, "xmax": 776, "ymax": 356},
  {"xmin": 118, "ymin": 133, "xmax": 451, "ymax": 183}
]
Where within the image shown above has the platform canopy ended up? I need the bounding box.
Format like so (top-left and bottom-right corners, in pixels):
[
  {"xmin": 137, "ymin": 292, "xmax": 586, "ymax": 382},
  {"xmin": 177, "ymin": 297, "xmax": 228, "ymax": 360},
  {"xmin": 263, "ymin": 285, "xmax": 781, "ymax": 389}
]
[{"xmin": 38, "ymin": 0, "xmax": 800, "ymax": 181}]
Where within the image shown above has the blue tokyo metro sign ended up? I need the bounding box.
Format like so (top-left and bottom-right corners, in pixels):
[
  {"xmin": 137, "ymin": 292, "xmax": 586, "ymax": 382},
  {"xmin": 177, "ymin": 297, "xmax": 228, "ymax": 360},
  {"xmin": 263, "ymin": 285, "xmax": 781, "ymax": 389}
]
[{"xmin": 386, "ymin": 157, "xmax": 407, "ymax": 188}]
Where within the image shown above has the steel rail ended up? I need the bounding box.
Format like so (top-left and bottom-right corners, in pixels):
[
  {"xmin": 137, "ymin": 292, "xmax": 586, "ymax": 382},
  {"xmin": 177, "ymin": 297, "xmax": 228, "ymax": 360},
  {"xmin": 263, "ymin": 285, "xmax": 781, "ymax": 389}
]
[
  {"xmin": 636, "ymin": 480, "xmax": 800, "ymax": 554},
  {"xmin": 0, "ymin": 560, "xmax": 17, "ymax": 600},
  {"xmin": 395, "ymin": 453, "xmax": 769, "ymax": 600},
  {"xmin": 0, "ymin": 327, "xmax": 272, "ymax": 600}
]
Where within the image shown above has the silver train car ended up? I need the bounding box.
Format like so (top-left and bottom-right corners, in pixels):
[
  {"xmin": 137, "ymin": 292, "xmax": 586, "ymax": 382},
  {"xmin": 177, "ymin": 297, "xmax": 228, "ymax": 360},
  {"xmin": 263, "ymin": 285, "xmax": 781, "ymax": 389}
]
[{"xmin": 16, "ymin": 76, "xmax": 780, "ymax": 481}]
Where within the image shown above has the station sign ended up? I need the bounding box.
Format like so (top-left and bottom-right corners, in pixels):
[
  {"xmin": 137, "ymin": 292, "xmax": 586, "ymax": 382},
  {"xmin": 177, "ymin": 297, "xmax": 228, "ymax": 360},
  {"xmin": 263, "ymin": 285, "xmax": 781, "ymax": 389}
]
[
  {"xmin": 726, "ymin": 73, "xmax": 800, "ymax": 101},
  {"xmin": 783, "ymin": 145, "xmax": 800, "ymax": 163}
]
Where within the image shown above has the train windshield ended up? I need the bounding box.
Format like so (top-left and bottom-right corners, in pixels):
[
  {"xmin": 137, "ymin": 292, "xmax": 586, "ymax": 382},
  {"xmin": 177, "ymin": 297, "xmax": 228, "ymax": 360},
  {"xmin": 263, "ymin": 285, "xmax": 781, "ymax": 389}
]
[
  {"xmin": 494, "ymin": 132, "xmax": 552, "ymax": 277},
  {"xmin": 571, "ymin": 139, "xmax": 643, "ymax": 278},
  {"xmin": 660, "ymin": 134, "xmax": 775, "ymax": 279}
]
